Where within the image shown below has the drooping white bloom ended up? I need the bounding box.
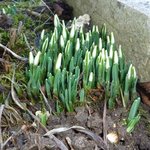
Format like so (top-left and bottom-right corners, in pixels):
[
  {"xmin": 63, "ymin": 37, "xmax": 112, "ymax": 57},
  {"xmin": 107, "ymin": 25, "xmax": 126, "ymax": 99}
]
[
  {"xmin": 114, "ymin": 51, "xmax": 118, "ymax": 64},
  {"xmin": 55, "ymin": 53, "xmax": 62, "ymax": 70},
  {"xmin": 89, "ymin": 72, "xmax": 94, "ymax": 82},
  {"xmin": 34, "ymin": 51, "xmax": 41, "ymax": 66},
  {"xmin": 29, "ymin": 51, "xmax": 34, "ymax": 64}
]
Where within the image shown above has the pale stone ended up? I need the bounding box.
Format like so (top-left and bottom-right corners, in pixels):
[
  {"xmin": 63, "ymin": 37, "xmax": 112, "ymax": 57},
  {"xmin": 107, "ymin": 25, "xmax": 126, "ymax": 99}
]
[{"xmin": 65, "ymin": 0, "xmax": 150, "ymax": 81}]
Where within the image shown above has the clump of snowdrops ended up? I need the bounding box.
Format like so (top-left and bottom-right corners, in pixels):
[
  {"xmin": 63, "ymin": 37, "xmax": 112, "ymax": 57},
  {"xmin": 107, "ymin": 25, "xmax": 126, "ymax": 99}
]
[{"xmin": 27, "ymin": 15, "xmax": 139, "ymax": 113}]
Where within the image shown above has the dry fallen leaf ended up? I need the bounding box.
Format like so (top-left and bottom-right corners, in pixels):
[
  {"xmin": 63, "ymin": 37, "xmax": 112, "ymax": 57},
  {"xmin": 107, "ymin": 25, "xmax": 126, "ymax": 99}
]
[{"xmin": 137, "ymin": 82, "xmax": 150, "ymax": 107}]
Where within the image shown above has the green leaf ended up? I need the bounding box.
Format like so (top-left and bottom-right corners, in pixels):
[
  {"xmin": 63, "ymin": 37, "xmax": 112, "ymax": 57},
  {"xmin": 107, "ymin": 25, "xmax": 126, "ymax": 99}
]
[
  {"xmin": 79, "ymin": 89, "xmax": 85, "ymax": 102},
  {"xmin": 127, "ymin": 114, "xmax": 140, "ymax": 133},
  {"xmin": 128, "ymin": 97, "xmax": 141, "ymax": 122}
]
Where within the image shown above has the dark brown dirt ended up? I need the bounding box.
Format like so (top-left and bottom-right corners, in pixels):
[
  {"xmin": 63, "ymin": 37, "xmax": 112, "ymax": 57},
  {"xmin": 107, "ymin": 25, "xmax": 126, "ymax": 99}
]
[{"xmin": 1, "ymin": 103, "xmax": 150, "ymax": 150}]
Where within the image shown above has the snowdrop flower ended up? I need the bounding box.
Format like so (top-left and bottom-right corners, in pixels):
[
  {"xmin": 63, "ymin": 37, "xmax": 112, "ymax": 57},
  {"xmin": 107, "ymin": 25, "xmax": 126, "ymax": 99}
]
[
  {"xmin": 29, "ymin": 51, "xmax": 34, "ymax": 64},
  {"xmin": 89, "ymin": 72, "xmax": 94, "ymax": 82},
  {"xmin": 92, "ymin": 46, "xmax": 97, "ymax": 58},
  {"xmin": 55, "ymin": 53, "xmax": 62, "ymax": 70},
  {"xmin": 114, "ymin": 51, "xmax": 118, "ymax": 64},
  {"xmin": 34, "ymin": 51, "xmax": 41, "ymax": 66}
]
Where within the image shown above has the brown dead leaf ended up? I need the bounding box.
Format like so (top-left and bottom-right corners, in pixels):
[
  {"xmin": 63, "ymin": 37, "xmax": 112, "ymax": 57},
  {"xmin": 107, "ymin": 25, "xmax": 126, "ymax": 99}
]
[
  {"xmin": 53, "ymin": 3, "xmax": 64, "ymax": 16},
  {"xmin": 0, "ymin": 14, "xmax": 12, "ymax": 29},
  {"xmin": 137, "ymin": 82, "xmax": 150, "ymax": 107},
  {"xmin": 8, "ymin": 28, "xmax": 17, "ymax": 48},
  {"xmin": 88, "ymin": 87, "xmax": 104, "ymax": 102}
]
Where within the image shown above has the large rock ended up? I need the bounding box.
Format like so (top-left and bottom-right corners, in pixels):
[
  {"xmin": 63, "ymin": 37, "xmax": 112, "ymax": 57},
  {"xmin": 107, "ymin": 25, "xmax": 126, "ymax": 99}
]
[{"xmin": 64, "ymin": 0, "xmax": 150, "ymax": 81}]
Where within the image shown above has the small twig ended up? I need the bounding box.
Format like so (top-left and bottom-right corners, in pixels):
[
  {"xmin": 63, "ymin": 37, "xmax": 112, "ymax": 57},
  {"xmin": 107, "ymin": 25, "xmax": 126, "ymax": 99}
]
[
  {"xmin": 1, "ymin": 135, "xmax": 13, "ymax": 149},
  {"xmin": 66, "ymin": 137, "xmax": 74, "ymax": 150},
  {"xmin": 120, "ymin": 87, "xmax": 126, "ymax": 108},
  {"xmin": 11, "ymin": 65, "xmax": 25, "ymax": 110},
  {"xmin": 0, "ymin": 43, "xmax": 28, "ymax": 61},
  {"xmin": 0, "ymin": 104, "xmax": 5, "ymax": 149},
  {"xmin": 17, "ymin": 21, "xmax": 23, "ymax": 35},
  {"xmin": 34, "ymin": 16, "xmax": 51, "ymax": 32},
  {"xmin": 23, "ymin": 34, "xmax": 32, "ymax": 51},
  {"xmin": 41, "ymin": 0, "xmax": 54, "ymax": 15},
  {"xmin": 40, "ymin": 88, "xmax": 52, "ymax": 114},
  {"xmin": 0, "ymin": 58, "xmax": 10, "ymax": 64},
  {"xmin": 26, "ymin": 9, "xmax": 41, "ymax": 18}
]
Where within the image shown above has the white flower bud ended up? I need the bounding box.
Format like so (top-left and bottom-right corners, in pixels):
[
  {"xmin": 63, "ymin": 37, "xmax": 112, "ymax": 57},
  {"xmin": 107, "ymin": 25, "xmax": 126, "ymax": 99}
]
[
  {"xmin": 62, "ymin": 21, "xmax": 67, "ymax": 41},
  {"xmin": 89, "ymin": 72, "xmax": 94, "ymax": 82},
  {"xmin": 29, "ymin": 51, "xmax": 34, "ymax": 64},
  {"xmin": 127, "ymin": 64, "xmax": 132, "ymax": 79},
  {"xmin": 114, "ymin": 51, "xmax": 118, "ymax": 64},
  {"xmin": 111, "ymin": 32, "xmax": 115, "ymax": 44},
  {"xmin": 99, "ymin": 38, "xmax": 102, "ymax": 50},
  {"xmin": 60, "ymin": 35, "xmax": 65, "ymax": 49},
  {"xmin": 105, "ymin": 50, "xmax": 108, "ymax": 59},
  {"xmin": 55, "ymin": 53, "xmax": 62, "ymax": 70},
  {"xmin": 34, "ymin": 51, "xmax": 41, "ymax": 66},
  {"xmin": 132, "ymin": 66, "xmax": 136, "ymax": 79},
  {"xmin": 70, "ymin": 23, "xmax": 75, "ymax": 38},
  {"xmin": 75, "ymin": 38, "xmax": 80, "ymax": 51},
  {"xmin": 106, "ymin": 57, "xmax": 110, "ymax": 69},
  {"xmin": 109, "ymin": 45, "xmax": 113, "ymax": 59},
  {"xmin": 54, "ymin": 14, "xmax": 60, "ymax": 28},
  {"xmin": 107, "ymin": 35, "xmax": 110, "ymax": 44},
  {"xmin": 41, "ymin": 29, "xmax": 45, "ymax": 40},
  {"xmin": 92, "ymin": 46, "xmax": 97, "ymax": 58},
  {"xmin": 118, "ymin": 45, "xmax": 122, "ymax": 58}
]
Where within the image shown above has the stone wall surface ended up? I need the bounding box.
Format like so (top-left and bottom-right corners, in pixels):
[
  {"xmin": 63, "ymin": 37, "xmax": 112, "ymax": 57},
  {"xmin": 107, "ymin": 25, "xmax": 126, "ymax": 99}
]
[{"xmin": 65, "ymin": 0, "xmax": 150, "ymax": 81}]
